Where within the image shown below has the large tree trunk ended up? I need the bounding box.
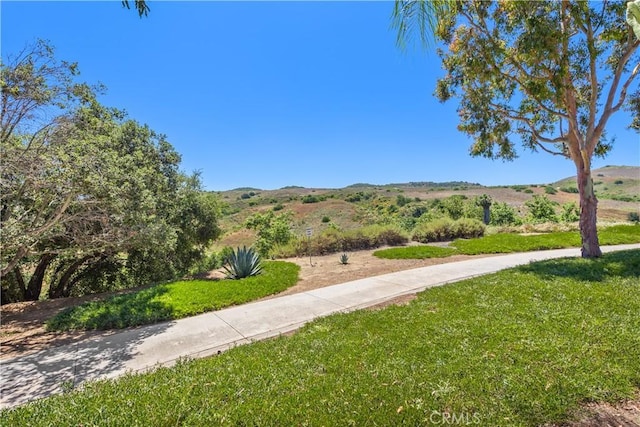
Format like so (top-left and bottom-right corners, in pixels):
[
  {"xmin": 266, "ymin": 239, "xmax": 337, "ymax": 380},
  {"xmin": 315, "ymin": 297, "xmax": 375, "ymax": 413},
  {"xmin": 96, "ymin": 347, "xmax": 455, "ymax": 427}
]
[
  {"xmin": 48, "ymin": 255, "xmax": 95, "ymax": 299},
  {"xmin": 576, "ymin": 166, "xmax": 602, "ymax": 258},
  {"xmin": 24, "ymin": 253, "xmax": 56, "ymax": 301}
]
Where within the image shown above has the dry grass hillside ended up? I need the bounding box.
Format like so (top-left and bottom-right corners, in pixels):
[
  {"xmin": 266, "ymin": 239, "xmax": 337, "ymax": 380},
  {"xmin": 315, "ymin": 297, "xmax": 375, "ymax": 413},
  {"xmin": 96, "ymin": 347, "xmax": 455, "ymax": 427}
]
[{"xmin": 213, "ymin": 165, "xmax": 639, "ymax": 249}]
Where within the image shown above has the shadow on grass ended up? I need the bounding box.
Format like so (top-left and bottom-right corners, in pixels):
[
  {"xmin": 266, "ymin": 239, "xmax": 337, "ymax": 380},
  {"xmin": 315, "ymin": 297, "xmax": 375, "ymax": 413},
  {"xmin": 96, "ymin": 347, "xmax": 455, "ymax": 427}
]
[
  {"xmin": 518, "ymin": 249, "xmax": 640, "ymax": 282},
  {"xmin": 47, "ymin": 284, "xmax": 175, "ymax": 331}
]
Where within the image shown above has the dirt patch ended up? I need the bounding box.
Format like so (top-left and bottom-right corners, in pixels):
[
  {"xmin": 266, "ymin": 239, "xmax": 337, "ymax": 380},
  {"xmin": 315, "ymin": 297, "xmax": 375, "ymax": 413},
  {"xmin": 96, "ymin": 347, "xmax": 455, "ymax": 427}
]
[{"xmin": 544, "ymin": 392, "xmax": 640, "ymax": 427}]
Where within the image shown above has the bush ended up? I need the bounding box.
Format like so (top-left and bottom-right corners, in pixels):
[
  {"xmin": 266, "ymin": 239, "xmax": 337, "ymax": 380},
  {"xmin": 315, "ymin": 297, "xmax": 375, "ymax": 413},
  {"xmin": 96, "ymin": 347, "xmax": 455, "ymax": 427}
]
[
  {"xmin": 302, "ymin": 195, "xmax": 321, "ymax": 204},
  {"xmin": 273, "ymin": 225, "xmax": 408, "ymax": 257},
  {"xmin": 628, "ymin": 212, "xmax": 640, "ymax": 223},
  {"xmin": 490, "ymin": 202, "xmax": 522, "ymax": 226},
  {"xmin": 560, "ymin": 186, "xmax": 579, "ymax": 193},
  {"xmin": 321, "ymin": 216, "xmax": 331, "ymax": 223},
  {"xmin": 412, "ymin": 218, "xmax": 485, "ymax": 243},
  {"xmin": 614, "ymin": 180, "xmax": 624, "ymax": 185},
  {"xmin": 544, "ymin": 186, "xmax": 557, "ymax": 195},
  {"xmin": 560, "ymin": 202, "xmax": 580, "ymax": 222},
  {"xmin": 525, "ymin": 195, "xmax": 558, "ymax": 223}
]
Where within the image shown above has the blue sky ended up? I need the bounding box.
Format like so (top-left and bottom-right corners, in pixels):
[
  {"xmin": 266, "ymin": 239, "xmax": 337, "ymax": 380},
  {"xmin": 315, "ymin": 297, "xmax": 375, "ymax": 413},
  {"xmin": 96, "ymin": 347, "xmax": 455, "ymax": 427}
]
[{"xmin": 2, "ymin": 1, "xmax": 638, "ymax": 191}]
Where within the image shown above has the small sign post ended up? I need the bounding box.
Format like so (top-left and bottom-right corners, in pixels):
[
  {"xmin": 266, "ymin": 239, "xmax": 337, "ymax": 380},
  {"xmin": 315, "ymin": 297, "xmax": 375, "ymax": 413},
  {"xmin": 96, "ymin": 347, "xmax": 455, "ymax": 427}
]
[{"xmin": 306, "ymin": 228, "xmax": 313, "ymax": 266}]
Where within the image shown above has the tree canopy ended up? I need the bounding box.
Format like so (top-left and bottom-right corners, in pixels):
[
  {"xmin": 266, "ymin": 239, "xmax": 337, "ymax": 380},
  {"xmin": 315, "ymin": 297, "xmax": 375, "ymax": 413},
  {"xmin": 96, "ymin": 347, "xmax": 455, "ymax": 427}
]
[
  {"xmin": 1, "ymin": 40, "xmax": 221, "ymax": 302},
  {"xmin": 394, "ymin": 0, "xmax": 639, "ymax": 257}
]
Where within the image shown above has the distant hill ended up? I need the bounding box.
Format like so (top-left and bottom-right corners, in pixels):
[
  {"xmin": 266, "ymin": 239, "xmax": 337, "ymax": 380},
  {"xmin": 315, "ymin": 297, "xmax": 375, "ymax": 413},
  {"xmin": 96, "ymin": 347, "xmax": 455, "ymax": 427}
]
[{"xmin": 213, "ymin": 165, "xmax": 638, "ymax": 249}]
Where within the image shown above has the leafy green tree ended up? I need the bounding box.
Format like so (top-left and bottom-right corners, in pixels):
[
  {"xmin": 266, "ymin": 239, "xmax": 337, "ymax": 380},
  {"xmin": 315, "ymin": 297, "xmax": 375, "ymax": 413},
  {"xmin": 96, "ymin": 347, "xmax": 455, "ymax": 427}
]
[
  {"xmin": 442, "ymin": 195, "xmax": 466, "ymax": 220},
  {"xmin": 245, "ymin": 211, "xmax": 294, "ymax": 257},
  {"xmin": 490, "ymin": 202, "xmax": 522, "ymax": 226},
  {"xmin": 394, "ymin": 0, "xmax": 640, "ymax": 257},
  {"xmin": 525, "ymin": 195, "xmax": 558, "ymax": 224},
  {"xmin": 1, "ymin": 42, "xmax": 221, "ymax": 302}
]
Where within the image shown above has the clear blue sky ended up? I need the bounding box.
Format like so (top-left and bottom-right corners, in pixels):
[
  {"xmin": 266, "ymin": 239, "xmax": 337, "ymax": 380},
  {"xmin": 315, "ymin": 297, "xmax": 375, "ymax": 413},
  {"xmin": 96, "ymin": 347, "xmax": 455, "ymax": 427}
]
[{"xmin": 2, "ymin": 1, "xmax": 638, "ymax": 191}]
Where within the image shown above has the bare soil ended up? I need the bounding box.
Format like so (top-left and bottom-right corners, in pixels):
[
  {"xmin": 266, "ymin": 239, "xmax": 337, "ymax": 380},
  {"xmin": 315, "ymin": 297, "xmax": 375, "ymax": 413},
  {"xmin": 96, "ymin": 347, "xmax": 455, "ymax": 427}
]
[{"xmin": 1, "ymin": 248, "xmax": 638, "ymax": 425}]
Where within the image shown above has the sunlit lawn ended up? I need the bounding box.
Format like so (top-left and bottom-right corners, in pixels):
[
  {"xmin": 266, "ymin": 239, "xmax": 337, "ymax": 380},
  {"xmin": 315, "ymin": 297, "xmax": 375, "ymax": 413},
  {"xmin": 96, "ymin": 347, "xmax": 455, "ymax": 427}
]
[
  {"xmin": 46, "ymin": 261, "xmax": 300, "ymax": 331},
  {"xmin": 5, "ymin": 250, "xmax": 639, "ymax": 426}
]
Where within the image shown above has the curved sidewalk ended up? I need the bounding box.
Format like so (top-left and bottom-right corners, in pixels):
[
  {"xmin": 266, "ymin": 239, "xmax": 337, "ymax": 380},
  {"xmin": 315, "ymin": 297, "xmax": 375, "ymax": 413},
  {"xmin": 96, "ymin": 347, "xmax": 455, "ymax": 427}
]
[{"xmin": 2, "ymin": 244, "xmax": 638, "ymax": 409}]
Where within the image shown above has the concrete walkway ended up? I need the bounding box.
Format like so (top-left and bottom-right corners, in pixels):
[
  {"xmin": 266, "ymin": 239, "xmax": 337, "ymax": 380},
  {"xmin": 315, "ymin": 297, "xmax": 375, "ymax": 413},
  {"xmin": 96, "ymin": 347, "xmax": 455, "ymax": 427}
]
[{"xmin": 1, "ymin": 244, "xmax": 637, "ymax": 409}]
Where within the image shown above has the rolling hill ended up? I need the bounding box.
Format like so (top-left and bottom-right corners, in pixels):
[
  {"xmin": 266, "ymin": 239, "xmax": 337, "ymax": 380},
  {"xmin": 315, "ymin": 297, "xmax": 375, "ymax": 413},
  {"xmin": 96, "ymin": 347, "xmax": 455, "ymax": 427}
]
[{"xmin": 213, "ymin": 165, "xmax": 639, "ymax": 249}]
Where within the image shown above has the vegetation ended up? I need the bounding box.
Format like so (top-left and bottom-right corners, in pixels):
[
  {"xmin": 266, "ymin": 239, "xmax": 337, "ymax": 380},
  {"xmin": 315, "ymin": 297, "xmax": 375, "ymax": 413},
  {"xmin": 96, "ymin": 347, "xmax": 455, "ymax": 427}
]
[
  {"xmin": 222, "ymin": 246, "xmax": 263, "ymax": 279},
  {"xmin": 374, "ymin": 245, "xmax": 457, "ymax": 260},
  {"xmin": 46, "ymin": 261, "xmax": 299, "ymax": 331},
  {"xmin": 339, "ymin": 253, "xmax": 349, "ymax": 265},
  {"xmin": 275, "ymin": 225, "xmax": 409, "ymax": 257},
  {"xmin": 245, "ymin": 211, "xmax": 294, "ymax": 257},
  {"xmin": 1, "ymin": 41, "xmax": 221, "ymax": 304},
  {"xmin": 490, "ymin": 202, "xmax": 522, "ymax": 226},
  {"xmin": 525, "ymin": 195, "xmax": 558, "ymax": 223},
  {"xmin": 375, "ymin": 224, "xmax": 640, "ymax": 259},
  {"xmin": 6, "ymin": 251, "xmax": 639, "ymax": 426},
  {"xmin": 454, "ymin": 224, "xmax": 640, "ymax": 255},
  {"xmin": 393, "ymin": 0, "xmax": 640, "ymax": 258},
  {"xmin": 412, "ymin": 218, "xmax": 485, "ymax": 243}
]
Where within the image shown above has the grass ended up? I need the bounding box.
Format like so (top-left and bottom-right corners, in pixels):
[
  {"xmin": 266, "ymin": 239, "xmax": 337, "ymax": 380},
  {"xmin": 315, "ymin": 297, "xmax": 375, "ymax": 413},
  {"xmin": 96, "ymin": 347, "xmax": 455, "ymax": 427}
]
[
  {"xmin": 374, "ymin": 245, "xmax": 457, "ymax": 259},
  {"xmin": 374, "ymin": 224, "xmax": 640, "ymax": 259},
  {"xmin": 46, "ymin": 261, "xmax": 300, "ymax": 331},
  {"xmin": 3, "ymin": 250, "xmax": 639, "ymax": 426}
]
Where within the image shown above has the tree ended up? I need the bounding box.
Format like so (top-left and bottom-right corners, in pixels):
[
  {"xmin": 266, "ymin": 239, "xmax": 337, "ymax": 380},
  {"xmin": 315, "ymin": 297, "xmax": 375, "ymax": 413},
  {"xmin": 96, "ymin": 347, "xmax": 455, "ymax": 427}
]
[
  {"xmin": 245, "ymin": 211, "xmax": 294, "ymax": 257},
  {"xmin": 475, "ymin": 194, "xmax": 492, "ymax": 225},
  {"xmin": 122, "ymin": 0, "xmax": 150, "ymax": 17},
  {"xmin": 394, "ymin": 0, "xmax": 639, "ymax": 257},
  {"xmin": 1, "ymin": 41, "xmax": 222, "ymax": 302}
]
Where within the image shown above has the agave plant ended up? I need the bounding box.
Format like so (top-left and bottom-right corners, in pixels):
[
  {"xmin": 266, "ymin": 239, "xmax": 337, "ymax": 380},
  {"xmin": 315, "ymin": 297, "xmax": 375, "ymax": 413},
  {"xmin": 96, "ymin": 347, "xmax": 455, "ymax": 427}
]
[
  {"xmin": 223, "ymin": 246, "xmax": 263, "ymax": 279},
  {"xmin": 339, "ymin": 253, "xmax": 349, "ymax": 265}
]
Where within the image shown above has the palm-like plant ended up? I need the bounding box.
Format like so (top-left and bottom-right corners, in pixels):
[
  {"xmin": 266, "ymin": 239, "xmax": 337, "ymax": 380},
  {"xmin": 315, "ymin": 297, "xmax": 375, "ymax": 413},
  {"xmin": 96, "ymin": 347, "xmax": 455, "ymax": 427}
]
[
  {"xmin": 223, "ymin": 246, "xmax": 263, "ymax": 279},
  {"xmin": 391, "ymin": 0, "xmax": 457, "ymax": 50}
]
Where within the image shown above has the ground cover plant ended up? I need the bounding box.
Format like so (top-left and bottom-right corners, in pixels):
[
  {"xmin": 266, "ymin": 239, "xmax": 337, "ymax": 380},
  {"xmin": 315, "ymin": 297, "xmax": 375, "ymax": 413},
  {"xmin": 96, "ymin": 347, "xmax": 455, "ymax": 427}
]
[
  {"xmin": 374, "ymin": 245, "xmax": 457, "ymax": 259},
  {"xmin": 3, "ymin": 250, "xmax": 638, "ymax": 426},
  {"xmin": 46, "ymin": 261, "xmax": 299, "ymax": 331},
  {"xmin": 374, "ymin": 224, "xmax": 640, "ymax": 259}
]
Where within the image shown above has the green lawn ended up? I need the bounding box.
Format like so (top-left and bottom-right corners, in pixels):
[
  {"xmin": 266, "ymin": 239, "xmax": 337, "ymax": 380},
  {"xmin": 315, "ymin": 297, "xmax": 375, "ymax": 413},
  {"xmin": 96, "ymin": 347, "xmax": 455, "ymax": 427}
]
[
  {"xmin": 374, "ymin": 245, "xmax": 457, "ymax": 259},
  {"xmin": 5, "ymin": 250, "xmax": 639, "ymax": 426},
  {"xmin": 375, "ymin": 224, "xmax": 640, "ymax": 259},
  {"xmin": 46, "ymin": 261, "xmax": 300, "ymax": 331}
]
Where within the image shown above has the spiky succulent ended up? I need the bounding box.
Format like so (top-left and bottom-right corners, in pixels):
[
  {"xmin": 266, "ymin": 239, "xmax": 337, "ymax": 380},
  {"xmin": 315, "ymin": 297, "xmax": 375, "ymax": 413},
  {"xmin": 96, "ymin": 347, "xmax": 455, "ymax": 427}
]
[
  {"xmin": 339, "ymin": 253, "xmax": 349, "ymax": 265},
  {"xmin": 223, "ymin": 246, "xmax": 263, "ymax": 279}
]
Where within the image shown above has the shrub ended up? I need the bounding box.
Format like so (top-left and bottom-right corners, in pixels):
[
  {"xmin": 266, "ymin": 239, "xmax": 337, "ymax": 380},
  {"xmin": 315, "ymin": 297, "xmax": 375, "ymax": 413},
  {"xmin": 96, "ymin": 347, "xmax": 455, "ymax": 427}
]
[
  {"xmin": 450, "ymin": 218, "xmax": 486, "ymax": 239},
  {"xmin": 339, "ymin": 253, "xmax": 349, "ymax": 265},
  {"xmin": 614, "ymin": 180, "xmax": 624, "ymax": 185},
  {"xmin": 544, "ymin": 186, "xmax": 557, "ymax": 195},
  {"xmin": 245, "ymin": 211, "xmax": 294, "ymax": 257},
  {"xmin": 560, "ymin": 186, "xmax": 579, "ymax": 193},
  {"xmin": 302, "ymin": 195, "xmax": 320, "ymax": 204},
  {"xmin": 274, "ymin": 225, "xmax": 408, "ymax": 257},
  {"xmin": 412, "ymin": 218, "xmax": 485, "ymax": 243},
  {"xmin": 560, "ymin": 202, "xmax": 580, "ymax": 222},
  {"xmin": 321, "ymin": 216, "xmax": 331, "ymax": 223},
  {"xmin": 490, "ymin": 202, "xmax": 522, "ymax": 226},
  {"xmin": 628, "ymin": 212, "xmax": 640, "ymax": 223},
  {"xmin": 525, "ymin": 195, "xmax": 558, "ymax": 223}
]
